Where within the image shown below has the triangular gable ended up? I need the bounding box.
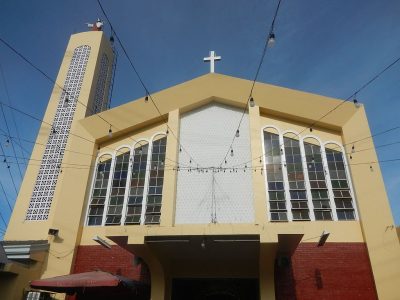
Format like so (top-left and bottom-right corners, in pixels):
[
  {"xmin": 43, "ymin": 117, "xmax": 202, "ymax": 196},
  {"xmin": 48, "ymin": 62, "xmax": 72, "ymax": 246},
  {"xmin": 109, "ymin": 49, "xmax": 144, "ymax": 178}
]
[{"xmin": 79, "ymin": 73, "xmax": 358, "ymax": 141}]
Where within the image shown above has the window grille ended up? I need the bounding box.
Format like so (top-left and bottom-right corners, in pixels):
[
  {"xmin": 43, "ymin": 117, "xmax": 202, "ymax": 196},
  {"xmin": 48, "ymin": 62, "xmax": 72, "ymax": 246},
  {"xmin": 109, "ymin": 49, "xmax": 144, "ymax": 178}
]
[{"xmin": 26, "ymin": 45, "xmax": 91, "ymax": 221}]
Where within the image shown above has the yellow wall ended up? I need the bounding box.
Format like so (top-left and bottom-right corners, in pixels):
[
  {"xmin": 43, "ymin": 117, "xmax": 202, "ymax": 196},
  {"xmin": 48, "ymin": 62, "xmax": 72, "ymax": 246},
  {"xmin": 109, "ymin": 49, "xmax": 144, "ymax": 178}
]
[
  {"xmin": 4, "ymin": 30, "xmax": 114, "ymax": 298},
  {"xmin": 4, "ymin": 61, "xmax": 400, "ymax": 300}
]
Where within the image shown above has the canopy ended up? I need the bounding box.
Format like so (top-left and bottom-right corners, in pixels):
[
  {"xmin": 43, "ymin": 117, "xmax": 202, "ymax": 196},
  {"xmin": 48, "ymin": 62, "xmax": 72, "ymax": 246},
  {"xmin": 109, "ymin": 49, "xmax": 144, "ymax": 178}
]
[{"xmin": 30, "ymin": 271, "xmax": 149, "ymax": 298}]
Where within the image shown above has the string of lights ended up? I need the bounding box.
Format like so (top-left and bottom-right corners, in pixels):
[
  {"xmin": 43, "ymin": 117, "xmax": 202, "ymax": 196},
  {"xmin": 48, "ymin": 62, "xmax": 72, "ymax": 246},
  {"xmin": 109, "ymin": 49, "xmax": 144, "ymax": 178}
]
[
  {"xmin": 0, "ymin": 36, "xmax": 191, "ymax": 170},
  {"xmin": 218, "ymin": 0, "xmax": 283, "ymax": 167},
  {"xmin": 226, "ymin": 51, "xmax": 400, "ymax": 170},
  {"xmin": 0, "ymin": 103, "xmax": 24, "ymax": 177},
  {"xmin": 0, "ymin": 139, "xmax": 19, "ymax": 195},
  {"xmin": 0, "ymin": 63, "xmax": 26, "ymax": 174},
  {"xmin": 1, "ymin": 115, "xmax": 400, "ymax": 178},
  {"xmin": 0, "ymin": 36, "xmax": 115, "ymax": 128},
  {"xmin": 305, "ymin": 55, "xmax": 400, "ymax": 134},
  {"xmin": 229, "ymin": 122, "xmax": 400, "ymax": 170},
  {"xmin": 0, "ymin": 100, "xmax": 187, "ymax": 170},
  {"xmin": 96, "ymin": 0, "xmax": 201, "ymax": 168}
]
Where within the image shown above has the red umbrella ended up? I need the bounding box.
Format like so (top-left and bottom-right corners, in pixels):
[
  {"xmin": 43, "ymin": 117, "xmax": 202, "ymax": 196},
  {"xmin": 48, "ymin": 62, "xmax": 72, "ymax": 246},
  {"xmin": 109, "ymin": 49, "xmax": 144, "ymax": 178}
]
[{"xmin": 30, "ymin": 271, "xmax": 149, "ymax": 299}]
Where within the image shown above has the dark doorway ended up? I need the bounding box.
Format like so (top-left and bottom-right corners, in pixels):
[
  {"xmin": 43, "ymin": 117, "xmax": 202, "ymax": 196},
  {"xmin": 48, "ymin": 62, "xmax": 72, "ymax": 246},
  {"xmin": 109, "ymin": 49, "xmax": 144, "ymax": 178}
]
[{"xmin": 172, "ymin": 278, "xmax": 259, "ymax": 300}]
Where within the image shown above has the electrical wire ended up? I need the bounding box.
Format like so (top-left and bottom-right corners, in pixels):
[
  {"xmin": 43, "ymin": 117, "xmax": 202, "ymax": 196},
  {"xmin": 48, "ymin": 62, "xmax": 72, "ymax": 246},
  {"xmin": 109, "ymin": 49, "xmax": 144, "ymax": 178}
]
[
  {"xmin": 0, "ymin": 210, "xmax": 7, "ymax": 228},
  {"xmin": 0, "ymin": 140, "xmax": 19, "ymax": 195},
  {"xmin": 219, "ymin": 0, "xmax": 283, "ymax": 167},
  {"xmin": 96, "ymin": 0, "xmax": 201, "ymax": 167},
  {"xmin": 0, "ymin": 100, "xmax": 185, "ymax": 168},
  {"xmin": 0, "ymin": 36, "xmax": 187, "ymax": 168},
  {"xmin": 0, "ymin": 63, "xmax": 26, "ymax": 175},
  {"xmin": 0, "ymin": 180, "xmax": 12, "ymax": 212},
  {"xmin": 303, "ymin": 55, "xmax": 400, "ymax": 134}
]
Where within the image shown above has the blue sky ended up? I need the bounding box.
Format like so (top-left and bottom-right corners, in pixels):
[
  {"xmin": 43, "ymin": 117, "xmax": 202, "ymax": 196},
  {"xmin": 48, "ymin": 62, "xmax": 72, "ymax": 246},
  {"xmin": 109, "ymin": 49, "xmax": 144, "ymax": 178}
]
[{"xmin": 0, "ymin": 0, "xmax": 399, "ymax": 239}]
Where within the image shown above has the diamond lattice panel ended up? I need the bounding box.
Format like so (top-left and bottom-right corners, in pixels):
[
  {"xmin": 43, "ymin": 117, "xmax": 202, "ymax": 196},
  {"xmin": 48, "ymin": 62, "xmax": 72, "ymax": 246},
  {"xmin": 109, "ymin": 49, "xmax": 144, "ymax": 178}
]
[
  {"xmin": 175, "ymin": 103, "xmax": 254, "ymax": 224},
  {"xmin": 91, "ymin": 54, "xmax": 109, "ymax": 114},
  {"xmin": 26, "ymin": 45, "xmax": 91, "ymax": 221}
]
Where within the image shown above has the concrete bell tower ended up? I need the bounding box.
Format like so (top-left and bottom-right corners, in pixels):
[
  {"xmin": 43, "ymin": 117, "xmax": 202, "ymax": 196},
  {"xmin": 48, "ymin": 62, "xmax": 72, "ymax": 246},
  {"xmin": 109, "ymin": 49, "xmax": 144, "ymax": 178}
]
[{"xmin": 5, "ymin": 28, "xmax": 114, "ymax": 280}]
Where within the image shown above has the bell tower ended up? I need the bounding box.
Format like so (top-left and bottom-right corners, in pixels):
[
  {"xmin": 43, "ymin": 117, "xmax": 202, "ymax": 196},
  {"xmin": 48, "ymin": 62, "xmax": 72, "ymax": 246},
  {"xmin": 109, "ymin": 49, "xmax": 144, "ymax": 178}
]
[{"xmin": 6, "ymin": 29, "xmax": 114, "ymax": 238}]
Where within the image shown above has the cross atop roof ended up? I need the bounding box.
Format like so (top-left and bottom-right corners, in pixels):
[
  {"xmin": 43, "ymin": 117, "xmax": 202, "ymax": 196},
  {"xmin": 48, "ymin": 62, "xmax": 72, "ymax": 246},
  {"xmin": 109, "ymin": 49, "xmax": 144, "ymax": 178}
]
[{"xmin": 203, "ymin": 51, "xmax": 221, "ymax": 73}]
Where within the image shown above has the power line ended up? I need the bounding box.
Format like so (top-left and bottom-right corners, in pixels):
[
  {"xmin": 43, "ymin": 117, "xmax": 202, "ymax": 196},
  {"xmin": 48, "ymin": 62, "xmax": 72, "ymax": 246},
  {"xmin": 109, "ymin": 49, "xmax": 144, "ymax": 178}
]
[
  {"xmin": 96, "ymin": 0, "xmax": 201, "ymax": 167},
  {"xmin": 219, "ymin": 0, "xmax": 283, "ymax": 167},
  {"xmin": 0, "ymin": 36, "xmax": 113, "ymax": 128},
  {"xmin": 0, "ymin": 210, "xmax": 7, "ymax": 228},
  {"xmin": 0, "ymin": 140, "xmax": 19, "ymax": 195},
  {"xmin": 0, "ymin": 37, "xmax": 185, "ymax": 167},
  {"xmin": 304, "ymin": 55, "xmax": 400, "ymax": 134},
  {"xmin": 0, "ymin": 63, "xmax": 26, "ymax": 176},
  {"xmin": 0, "ymin": 180, "xmax": 12, "ymax": 212},
  {"xmin": 229, "ymin": 51, "xmax": 400, "ymax": 169},
  {"xmin": 230, "ymin": 122, "xmax": 400, "ymax": 170}
]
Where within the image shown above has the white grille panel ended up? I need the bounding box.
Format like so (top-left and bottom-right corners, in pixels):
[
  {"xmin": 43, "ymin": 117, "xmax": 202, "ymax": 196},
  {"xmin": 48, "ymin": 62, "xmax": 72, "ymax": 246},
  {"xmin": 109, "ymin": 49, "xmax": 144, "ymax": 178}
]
[
  {"xmin": 26, "ymin": 45, "xmax": 91, "ymax": 221},
  {"xmin": 175, "ymin": 103, "xmax": 254, "ymax": 224},
  {"xmin": 91, "ymin": 54, "xmax": 110, "ymax": 114}
]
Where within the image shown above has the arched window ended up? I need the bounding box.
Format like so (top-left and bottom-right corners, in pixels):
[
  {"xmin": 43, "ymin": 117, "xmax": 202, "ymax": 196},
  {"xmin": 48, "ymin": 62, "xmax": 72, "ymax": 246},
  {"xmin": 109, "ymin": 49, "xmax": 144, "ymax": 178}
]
[
  {"xmin": 125, "ymin": 142, "xmax": 149, "ymax": 225},
  {"xmin": 325, "ymin": 144, "xmax": 355, "ymax": 220},
  {"xmin": 304, "ymin": 138, "xmax": 332, "ymax": 220},
  {"xmin": 283, "ymin": 132, "xmax": 310, "ymax": 221},
  {"xmin": 263, "ymin": 128, "xmax": 287, "ymax": 221},
  {"xmin": 105, "ymin": 148, "xmax": 130, "ymax": 225},
  {"xmin": 144, "ymin": 135, "xmax": 167, "ymax": 224},
  {"xmin": 87, "ymin": 154, "xmax": 112, "ymax": 226}
]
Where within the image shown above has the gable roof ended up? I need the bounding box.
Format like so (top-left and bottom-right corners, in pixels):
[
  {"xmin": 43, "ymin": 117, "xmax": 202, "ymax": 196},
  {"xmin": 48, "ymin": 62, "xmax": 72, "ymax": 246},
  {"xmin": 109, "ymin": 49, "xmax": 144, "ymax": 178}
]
[{"xmin": 80, "ymin": 73, "xmax": 358, "ymax": 141}]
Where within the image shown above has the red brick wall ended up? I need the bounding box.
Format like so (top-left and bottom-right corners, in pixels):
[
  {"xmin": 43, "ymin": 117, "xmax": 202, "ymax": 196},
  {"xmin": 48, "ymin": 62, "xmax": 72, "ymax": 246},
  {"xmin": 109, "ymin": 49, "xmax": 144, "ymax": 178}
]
[
  {"xmin": 275, "ymin": 243, "xmax": 378, "ymax": 300},
  {"xmin": 73, "ymin": 245, "xmax": 150, "ymax": 282}
]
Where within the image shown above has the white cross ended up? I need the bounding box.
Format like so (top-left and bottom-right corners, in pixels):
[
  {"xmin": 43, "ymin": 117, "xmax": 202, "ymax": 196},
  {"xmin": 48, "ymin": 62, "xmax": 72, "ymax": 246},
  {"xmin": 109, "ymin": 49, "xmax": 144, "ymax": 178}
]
[{"xmin": 203, "ymin": 51, "xmax": 221, "ymax": 73}]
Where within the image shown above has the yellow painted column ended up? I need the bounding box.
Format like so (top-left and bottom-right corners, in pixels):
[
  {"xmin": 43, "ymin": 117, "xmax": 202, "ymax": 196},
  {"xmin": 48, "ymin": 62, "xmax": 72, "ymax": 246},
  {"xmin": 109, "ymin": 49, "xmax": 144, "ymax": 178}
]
[
  {"xmin": 259, "ymin": 242, "xmax": 278, "ymax": 300},
  {"xmin": 131, "ymin": 244, "xmax": 169, "ymax": 300},
  {"xmin": 249, "ymin": 105, "xmax": 268, "ymax": 225},
  {"xmin": 342, "ymin": 107, "xmax": 400, "ymax": 300},
  {"xmin": 160, "ymin": 109, "xmax": 180, "ymax": 227}
]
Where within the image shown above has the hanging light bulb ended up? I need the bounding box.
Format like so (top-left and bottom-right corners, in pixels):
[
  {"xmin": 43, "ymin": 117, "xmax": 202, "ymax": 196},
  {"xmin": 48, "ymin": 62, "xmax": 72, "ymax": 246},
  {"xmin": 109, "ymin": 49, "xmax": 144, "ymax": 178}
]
[
  {"xmin": 309, "ymin": 128, "xmax": 313, "ymax": 132},
  {"xmin": 267, "ymin": 32, "xmax": 276, "ymax": 48},
  {"xmin": 353, "ymin": 98, "xmax": 361, "ymax": 108},
  {"xmin": 166, "ymin": 129, "xmax": 169, "ymax": 135},
  {"xmin": 110, "ymin": 35, "xmax": 114, "ymax": 43},
  {"xmin": 249, "ymin": 97, "xmax": 255, "ymax": 107},
  {"xmin": 108, "ymin": 126, "xmax": 112, "ymax": 138},
  {"xmin": 201, "ymin": 238, "xmax": 206, "ymax": 250},
  {"xmin": 5, "ymin": 139, "xmax": 10, "ymax": 147},
  {"xmin": 351, "ymin": 145, "xmax": 355, "ymax": 153},
  {"xmin": 145, "ymin": 94, "xmax": 149, "ymax": 102},
  {"xmin": 230, "ymin": 149, "xmax": 234, "ymax": 157},
  {"xmin": 236, "ymin": 129, "xmax": 240, "ymax": 138}
]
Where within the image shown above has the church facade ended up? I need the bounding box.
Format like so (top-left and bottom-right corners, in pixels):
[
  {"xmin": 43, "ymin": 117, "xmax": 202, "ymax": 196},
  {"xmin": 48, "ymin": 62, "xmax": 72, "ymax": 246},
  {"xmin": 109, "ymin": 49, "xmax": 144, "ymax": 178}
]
[{"xmin": 2, "ymin": 30, "xmax": 400, "ymax": 300}]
